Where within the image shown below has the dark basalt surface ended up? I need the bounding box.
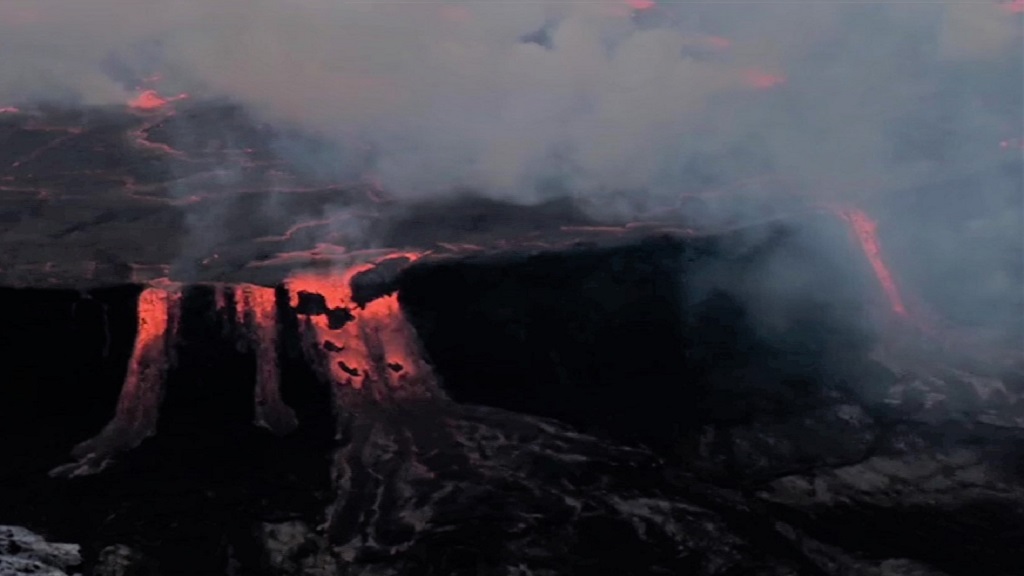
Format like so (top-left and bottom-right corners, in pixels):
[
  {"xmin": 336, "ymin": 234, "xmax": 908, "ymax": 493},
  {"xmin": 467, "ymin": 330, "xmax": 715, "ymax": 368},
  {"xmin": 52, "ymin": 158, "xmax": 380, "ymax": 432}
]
[{"xmin": 1, "ymin": 229, "xmax": 1022, "ymax": 576}]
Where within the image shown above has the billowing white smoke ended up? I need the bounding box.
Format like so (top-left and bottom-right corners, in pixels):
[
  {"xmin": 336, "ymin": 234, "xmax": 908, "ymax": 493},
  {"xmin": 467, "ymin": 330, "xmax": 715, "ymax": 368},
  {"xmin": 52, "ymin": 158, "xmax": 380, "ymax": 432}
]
[
  {"xmin": 1, "ymin": 1, "xmax": 1017, "ymax": 198},
  {"xmin": 1, "ymin": 0, "xmax": 1021, "ymax": 335}
]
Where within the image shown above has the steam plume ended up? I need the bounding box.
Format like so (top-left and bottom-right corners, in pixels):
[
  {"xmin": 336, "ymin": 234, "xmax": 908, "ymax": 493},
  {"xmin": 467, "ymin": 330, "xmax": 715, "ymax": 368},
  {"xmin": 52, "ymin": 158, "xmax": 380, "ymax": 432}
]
[{"xmin": 1, "ymin": 0, "xmax": 1021, "ymax": 338}]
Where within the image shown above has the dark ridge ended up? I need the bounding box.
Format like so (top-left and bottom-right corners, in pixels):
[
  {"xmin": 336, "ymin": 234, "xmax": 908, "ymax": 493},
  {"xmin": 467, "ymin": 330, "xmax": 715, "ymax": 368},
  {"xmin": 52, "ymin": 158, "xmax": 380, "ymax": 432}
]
[
  {"xmin": 0, "ymin": 284, "xmax": 141, "ymax": 481},
  {"xmin": 398, "ymin": 220, "xmax": 873, "ymax": 449},
  {"xmin": 349, "ymin": 255, "xmax": 414, "ymax": 307},
  {"xmin": 375, "ymin": 195, "xmax": 595, "ymax": 247},
  {"xmin": 0, "ymin": 285, "xmax": 335, "ymax": 575}
]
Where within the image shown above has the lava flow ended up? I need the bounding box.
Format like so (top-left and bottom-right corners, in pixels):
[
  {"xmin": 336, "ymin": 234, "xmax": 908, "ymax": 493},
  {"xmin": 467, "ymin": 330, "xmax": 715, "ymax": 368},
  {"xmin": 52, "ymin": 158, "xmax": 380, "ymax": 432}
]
[
  {"xmin": 287, "ymin": 253, "xmax": 434, "ymax": 394},
  {"xmin": 232, "ymin": 284, "xmax": 298, "ymax": 435},
  {"xmin": 54, "ymin": 283, "xmax": 183, "ymax": 476},
  {"xmin": 836, "ymin": 207, "xmax": 908, "ymax": 317},
  {"xmin": 128, "ymin": 90, "xmax": 189, "ymax": 112}
]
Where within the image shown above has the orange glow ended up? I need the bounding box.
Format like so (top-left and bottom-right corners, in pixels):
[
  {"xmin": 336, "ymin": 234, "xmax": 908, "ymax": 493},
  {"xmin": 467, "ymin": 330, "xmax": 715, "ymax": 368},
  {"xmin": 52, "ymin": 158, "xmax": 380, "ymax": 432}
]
[
  {"xmin": 233, "ymin": 284, "xmax": 297, "ymax": 434},
  {"xmin": 286, "ymin": 252, "xmax": 433, "ymax": 391},
  {"xmin": 836, "ymin": 208, "xmax": 908, "ymax": 317},
  {"xmin": 741, "ymin": 69, "xmax": 786, "ymax": 90},
  {"xmin": 627, "ymin": 0, "xmax": 656, "ymax": 10},
  {"xmin": 63, "ymin": 283, "xmax": 182, "ymax": 474},
  {"xmin": 128, "ymin": 90, "xmax": 188, "ymax": 111}
]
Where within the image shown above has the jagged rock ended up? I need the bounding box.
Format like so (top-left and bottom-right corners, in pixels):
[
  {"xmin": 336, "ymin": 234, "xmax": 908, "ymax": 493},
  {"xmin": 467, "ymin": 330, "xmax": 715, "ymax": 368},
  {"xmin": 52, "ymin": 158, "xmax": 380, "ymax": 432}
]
[
  {"xmin": 258, "ymin": 521, "xmax": 333, "ymax": 576},
  {"xmin": 0, "ymin": 526, "xmax": 81, "ymax": 576},
  {"xmin": 93, "ymin": 544, "xmax": 155, "ymax": 576}
]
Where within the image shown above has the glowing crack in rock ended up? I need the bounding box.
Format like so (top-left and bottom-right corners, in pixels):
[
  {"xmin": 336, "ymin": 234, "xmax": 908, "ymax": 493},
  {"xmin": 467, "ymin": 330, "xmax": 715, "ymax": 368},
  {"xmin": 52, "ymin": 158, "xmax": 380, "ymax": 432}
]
[
  {"xmin": 286, "ymin": 253, "xmax": 435, "ymax": 395},
  {"xmin": 836, "ymin": 208, "xmax": 908, "ymax": 317},
  {"xmin": 233, "ymin": 284, "xmax": 297, "ymax": 435},
  {"xmin": 53, "ymin": 282, "xmax": 183, "ymax": 477}
]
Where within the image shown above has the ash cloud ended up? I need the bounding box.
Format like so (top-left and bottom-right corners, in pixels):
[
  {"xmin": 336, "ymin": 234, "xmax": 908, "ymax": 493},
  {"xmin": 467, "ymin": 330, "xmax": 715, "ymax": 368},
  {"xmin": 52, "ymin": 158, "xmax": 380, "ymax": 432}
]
[{"xmin": 1, "ymin": 1, "xmax": 1021, "ymax": 339}]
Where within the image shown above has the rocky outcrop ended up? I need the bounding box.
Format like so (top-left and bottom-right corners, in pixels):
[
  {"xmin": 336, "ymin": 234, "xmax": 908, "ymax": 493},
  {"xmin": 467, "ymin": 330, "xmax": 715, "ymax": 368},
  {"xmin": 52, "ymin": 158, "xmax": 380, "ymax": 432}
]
[
  {"xmin": 0, "ymin": 526, "xmax": 81, "ymax": 576},
  {"xmin": 92, "ymin": 545, "xmax": 155, "ymax": 576}
]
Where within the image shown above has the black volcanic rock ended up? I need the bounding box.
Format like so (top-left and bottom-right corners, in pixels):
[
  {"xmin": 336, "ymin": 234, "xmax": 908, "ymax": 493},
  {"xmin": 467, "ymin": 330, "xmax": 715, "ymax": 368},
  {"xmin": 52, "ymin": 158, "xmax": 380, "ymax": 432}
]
[{"xmin": 0, "ymin": 210, "xmax": 1021, "ymax": 574}]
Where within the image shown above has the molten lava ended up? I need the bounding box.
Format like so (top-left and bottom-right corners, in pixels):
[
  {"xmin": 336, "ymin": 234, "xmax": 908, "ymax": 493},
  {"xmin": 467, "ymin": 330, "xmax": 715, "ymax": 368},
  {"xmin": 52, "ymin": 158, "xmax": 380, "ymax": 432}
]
[
  {"xmin": 56, "ymin": 283, "xmax": 182, "ymax": 476},
  {"xmin": 286, "ymin": 253, "xmax": 433, "ymax": 392},
  {"xmin": 233, "ymin": 284, "xmax": 297, "ymax": 435},
  {"xmin": 836, "ymin": 208, "xmax": 908, "ymax": 317},
  {"xmin": 128, "ymin": 90, "xmax": 188, "ymax": 111}
]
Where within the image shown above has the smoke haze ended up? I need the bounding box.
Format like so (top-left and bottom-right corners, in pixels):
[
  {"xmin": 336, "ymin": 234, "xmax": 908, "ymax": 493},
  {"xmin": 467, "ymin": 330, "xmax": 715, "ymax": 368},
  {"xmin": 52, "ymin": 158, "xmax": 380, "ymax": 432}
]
[{"xmin": 1, "ymin": 0, "xmax": 1021, "ymax": 337}]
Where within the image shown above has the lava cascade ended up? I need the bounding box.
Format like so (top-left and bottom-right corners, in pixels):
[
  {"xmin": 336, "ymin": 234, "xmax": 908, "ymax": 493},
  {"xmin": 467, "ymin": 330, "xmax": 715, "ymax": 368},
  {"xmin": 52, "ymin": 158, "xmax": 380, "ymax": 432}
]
[
  {"xmin": 54, "ymin": 283, "xmax": 182, "ymax": 476},
  {"xmin": 232, "ymin": 284, "xmax": 298, "ymax": 435},
  {"xmin": 286, "ymin": 253, "xmax": 435, "ymax": 395}
]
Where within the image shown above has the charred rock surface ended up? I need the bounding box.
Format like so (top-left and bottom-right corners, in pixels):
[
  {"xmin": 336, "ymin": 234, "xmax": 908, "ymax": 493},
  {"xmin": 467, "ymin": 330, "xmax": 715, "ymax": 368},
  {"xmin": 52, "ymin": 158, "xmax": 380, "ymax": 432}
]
[{"xmin": 0, "ymin": 235, "xmax": 1022, "ymax": 575}]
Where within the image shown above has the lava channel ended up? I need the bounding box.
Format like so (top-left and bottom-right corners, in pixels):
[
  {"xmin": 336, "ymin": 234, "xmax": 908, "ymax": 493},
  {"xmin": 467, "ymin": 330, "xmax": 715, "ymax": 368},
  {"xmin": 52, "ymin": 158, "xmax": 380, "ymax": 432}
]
[
  {"xmin": 232, "ymin": 284, "xmax": 297, "ymax": 435},
  {"xmin": 836, "ymin": 207, "xmax": 908, "ymax": 317},
  {"xmin": 53, "ymin": 282, "xmax": 183, "ymax": 477}
]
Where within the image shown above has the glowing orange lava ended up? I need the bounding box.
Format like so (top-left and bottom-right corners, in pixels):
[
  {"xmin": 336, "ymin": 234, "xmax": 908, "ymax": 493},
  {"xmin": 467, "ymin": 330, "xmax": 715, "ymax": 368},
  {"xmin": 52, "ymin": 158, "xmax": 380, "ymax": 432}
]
[
  {"xmin": 741, "ymin": 69, "xmax": 786, "ymax": 90},
  {"xmin": 836, "ymin": 208, "xmax": 908, "ymax": 317},
  {"xmin": 233, "ymin": 284, "xmax": 297, "ymax": 434},
  {"xmin": 286, "ymin": 253, "xmax": 433, "ymax": 392},
  {"xmin": 57, "ymin": 283, "xmax": 182, "ymax": 476},
  {"xmin": 129, "ymin": 90, "xmax": 189, "ymax": 111}
]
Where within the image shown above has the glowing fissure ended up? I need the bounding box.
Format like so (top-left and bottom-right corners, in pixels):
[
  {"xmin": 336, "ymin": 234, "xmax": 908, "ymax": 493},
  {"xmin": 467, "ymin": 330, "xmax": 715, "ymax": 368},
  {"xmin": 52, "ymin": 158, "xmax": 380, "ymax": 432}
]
[
  {"xmin": 286, "ymin": 253, "xmax": 434, "ymax": 393},
  {"xmin": 836, "ymin": 207, "xmax": 908, "ymax": 317},
  {"xmin": 55, "ymin": 282, "xmax": 183, "ymax": 476}
]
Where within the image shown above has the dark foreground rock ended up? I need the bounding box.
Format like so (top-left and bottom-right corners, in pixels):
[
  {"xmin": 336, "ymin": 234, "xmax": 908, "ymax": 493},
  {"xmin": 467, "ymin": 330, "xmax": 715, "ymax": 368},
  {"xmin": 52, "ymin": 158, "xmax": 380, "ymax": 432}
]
[
  {"xmin": 0, "ymin": 526, "xmax": 81, "ymax": 576},
  {"xmin": 1, "ymin": 234, "xmax": 1021, "ymax": 576}
]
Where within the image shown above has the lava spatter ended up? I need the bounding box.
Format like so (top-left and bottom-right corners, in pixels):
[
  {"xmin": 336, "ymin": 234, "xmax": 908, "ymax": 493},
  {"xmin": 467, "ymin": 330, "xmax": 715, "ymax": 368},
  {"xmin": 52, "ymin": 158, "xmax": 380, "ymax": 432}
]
[
  {"xmin": 286, "ymin": 253, "xmax": 435, "ymax": 397},
  {"xmin": 53, "ymin": 282, "xmax": 183, "ymax": 477},
  {"xmin": 836, "ymin": 207, "xmax": 908, "ymax": 317},
  {"xmin": 233, "ymin": 284, "xmax": 297, "ymax": 435}
]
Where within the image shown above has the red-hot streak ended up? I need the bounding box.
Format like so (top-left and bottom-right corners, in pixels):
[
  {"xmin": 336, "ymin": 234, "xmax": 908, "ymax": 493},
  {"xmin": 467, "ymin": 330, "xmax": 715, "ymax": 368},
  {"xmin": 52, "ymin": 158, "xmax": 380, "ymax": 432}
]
[{"xmin": 837, "ymin": 208, "xmax": 908, "ymax": 317}]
